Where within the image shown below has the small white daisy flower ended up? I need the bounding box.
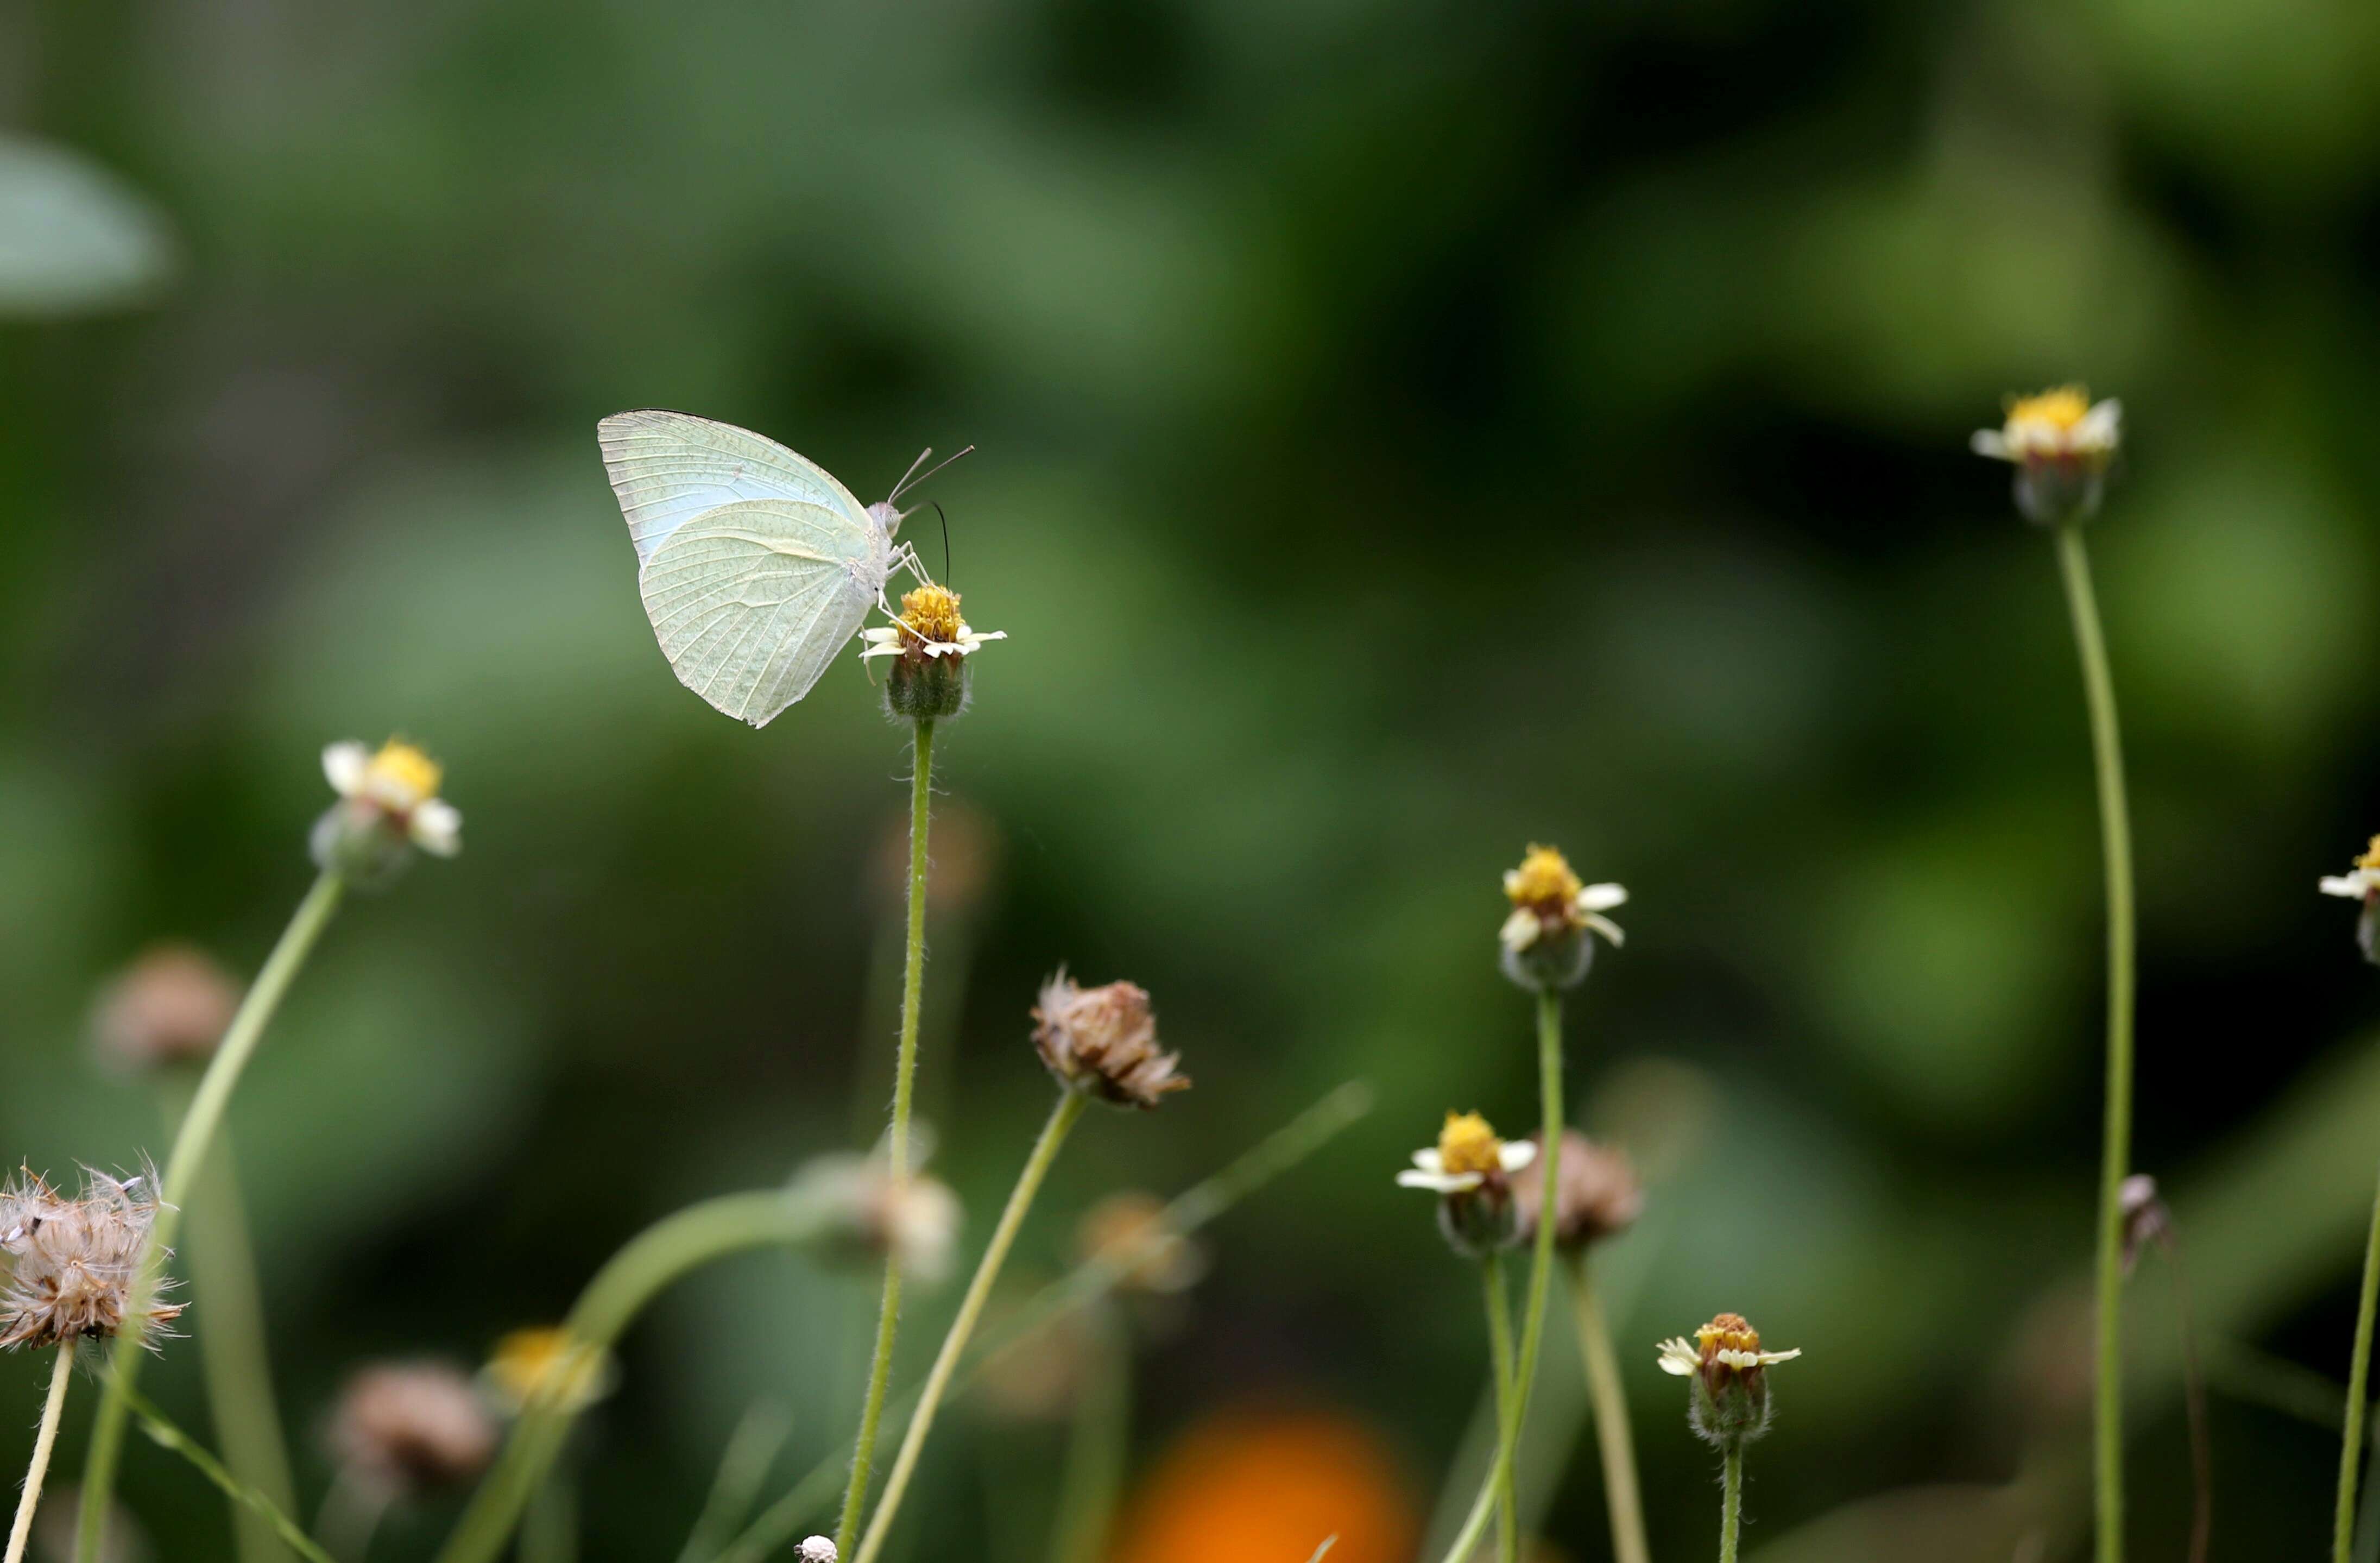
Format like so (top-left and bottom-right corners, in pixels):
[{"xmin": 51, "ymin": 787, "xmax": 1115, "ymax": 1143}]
[
  {"xmin": 320, "ymin": 739, "xmax": 462, "ymax": 858},
  {"xmin": 858, "ymin": 584, "xmax": 1006, "ymax": 662},
  {"xmin": 1655, "ymin": 1313, "xmax": 1802, "ymax": 1378},
  {"xmin": 2319, "ymin": 835, "xmax": 2380, "ymax": 902},
  {"xmin": 1396, "ymin": 1111, "xmax": 1536, "ymax": 1195},
  {"xmin": 1970, "ymin": 387, "xmax": 2122, "ymax": 467}
]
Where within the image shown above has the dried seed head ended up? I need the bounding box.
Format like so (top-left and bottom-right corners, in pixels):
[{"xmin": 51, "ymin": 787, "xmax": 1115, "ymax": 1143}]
[
  {"xmin": 0, "ymin": 1168, "xmax": 184, "ymax": 1350},
  {"xmin": 328, "ymin": 1360, "xmax": 499, "ymax": 1495},
  {"xmin": 797, "ymin": 1539, "xmax": 838, "ymax": 1563},
  {"xmin": 1510, "ymin": 1130, "xmax": 1643, "ymax": 1249},
  {"xmin": 89, "ymin": 945, "xmax": 241, "ymax": 1071},
  {"xmin": 1075, "ymin": 1192, "xmax": 1206, "ymax": 1296},
  {"xmin": 481, "ymin": 1327, "xmax": 615, "ymax": 1416},
  {"xmin": 1032, "ymin": 972, "xmax": 1190, "ymax": 1110}
]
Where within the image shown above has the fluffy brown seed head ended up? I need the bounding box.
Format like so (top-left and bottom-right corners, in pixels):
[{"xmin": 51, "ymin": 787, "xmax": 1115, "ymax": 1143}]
[
  {"xmin": 0, "ymin": 1168, "xmax": 184, "ymax": 1350},
  {"xmin": 1509, "ymin": 1130, "xmax": 1643, "ymax": 1249},
  {"xmin": 1075, "ymin": 1192, "xmax": 1205, "ymax": 1295},
  {"xmin": 90, "ymin": 945, "xmax": 241, "ymax": 1071},
  {"xmin": 1032, "ymin": 973, "xmax": 1190, "ymax": 1110},
  {"xmin": 329, "ymin": 1361, "xmax": 499, "ymax": 1494}
]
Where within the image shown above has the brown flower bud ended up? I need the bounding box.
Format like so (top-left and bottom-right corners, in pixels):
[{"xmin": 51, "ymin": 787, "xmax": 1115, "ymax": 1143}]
[
  {"xmin": 1032, "ymin": 973, "xmax": 1190, "ymax": 1109},
  {"xmin": 1509, "ymin": 1131, "xmax": 1643, "ymax": 1249},
  {"xmin": 328, "ymin": 1361, "xmax": 499, "ymax": 1495},
  {"xmin": 1076, "ymin": 1192, "xmax": 1205, "ymax": 1295},
  {"xmin": 89, "ymin": 945, "xmax": 241, "ymax": 1071}
]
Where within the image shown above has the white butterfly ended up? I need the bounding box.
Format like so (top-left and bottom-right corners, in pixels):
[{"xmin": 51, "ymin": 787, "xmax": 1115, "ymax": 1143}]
[{"xmin": 597, "ymin": 410, "xmax": 960, "ymax": 727}]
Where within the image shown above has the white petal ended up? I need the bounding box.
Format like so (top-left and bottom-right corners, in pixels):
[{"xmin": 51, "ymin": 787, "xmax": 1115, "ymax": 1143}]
[
  {"xmin": 1498, "ymin": 907, "xmax": 1539, "ymax": 953},
  {"xmin": 1411, "ymin": 1149, "xmax": 1445, "ymax": 1173},
  {"xmin": 1758, "ymin": 1347, "xmax": 1802, "ymax": 1365},
  {"xmin": 1969, "ymin": 430, "xmax": 2013, "ymax": 460},
  {"xmin": 1499, "ymin": 1140, "xmax": 1537, "ymax": 1173},
  {"xmin": 964, "ymin": 628, "xmax": 1007, "ymax": 644},
  {"xmin": 1582, "ymin": 912, "xmax": 1626, "ymax": 948},
  {"xmin": 2320, "ymin": 874, "xmax": 2370, "ymax": 899},
  {"xmin": 322, "ymin": 741, "xmax": 369, "ymax": 798},
  {"xmin": 2080, "ymin": 400, "xmax": 2122, "ymax": 447},
  {"xmin": 860, "ymin": 641, "xmax": 902, "ymax": 660},
  {"xmin": 1655, "ymin": 1339, "xmax": 1700, "ymax": 1375},
  {"xmin": 411, "ymin": 799, "xmax": 463, "ymax": 857},
  {"xmin": 1395, "ymin": 1170, "xmax": 1481, "ymax": 1194},
  {"xmin": 861, "ymin": 627, "xmax": 901, "ymax": 644},
  {"xmin": 1577, "ymin": 883, "xmax": 1627, "ymax": 912}
]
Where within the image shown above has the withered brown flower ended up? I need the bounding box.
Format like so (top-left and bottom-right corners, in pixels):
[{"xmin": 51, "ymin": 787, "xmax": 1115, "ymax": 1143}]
[
  {"xmin": 328, "ymin": 1360, "xmax": 498, "ymax": 1494},
  {"xmin": 1032, "ymin": 973, "xmax": 1189, "ymax": 1109},
  {"xmin": 1509, "ymin": 1130, "xmax": 1644, "ymax": 1249},
  {"xmin": 0, "ymin": 1168, "xmax": 184, "ymax": 1350}
]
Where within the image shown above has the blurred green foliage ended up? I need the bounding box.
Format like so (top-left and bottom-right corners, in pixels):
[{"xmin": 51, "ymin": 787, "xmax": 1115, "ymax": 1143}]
[{"xmin": 5, "ymin": 1, "xmax": 2380, "ymax": 1559}]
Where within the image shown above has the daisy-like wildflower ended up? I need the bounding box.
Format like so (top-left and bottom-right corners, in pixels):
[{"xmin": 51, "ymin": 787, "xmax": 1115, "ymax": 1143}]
[
  {"xmin": 311, "ymin": 738, "xmax": 462, "ymax": 884},
  {"xmin": 1657, "ymin": 1312, "xmax": 1800, "ymax": 1448},
  {"xmin": 791, "ymin": 1144, "xmax": 964, "ymax": 1284},
  {"xmin": 861, "ymin": 584, "xmax": 1005, "ymax": 722},
  {"xmin": 0, "ymin": 1168, "xmax": 184, "ymax": 1350},
  {"xmin": 1398, "ymin": 1112, "xmax": 1536, "ymax": 1258},
  {"xmin": 481, "ymin": 1327, "xmax": 616, "ymax": 1417},
  {"xmin": 1033, "ymin": 972, "xmax": 1190, "ymax": 1109},
  {"xmin": 1510, "ymin": 1129, "xmax": 1643, "ymax": 1249},
  {"xmin": 1498, "ymin": 844, "xmax": 1626, "ymax": 992},
  {"xmin": 2320, "ymin": 835, "xmax": 2380, "ymax": 963},
  {"xmin": 89, "ymin": 944, "xmax": 241, "ymax": 1072},
  {"xmin": 327, "ymin": 1360, "xmax": 500, "ymax": 1497},
  {"xmin": 1971, "ymin": 386, "xmax": 2122, "ymax": 526}
]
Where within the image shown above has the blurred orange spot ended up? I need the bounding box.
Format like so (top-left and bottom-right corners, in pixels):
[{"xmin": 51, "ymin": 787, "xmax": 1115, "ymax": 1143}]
[{"xmin": 1110, "ymin": 1409, "xmax": 1419, "ymax": 1563}]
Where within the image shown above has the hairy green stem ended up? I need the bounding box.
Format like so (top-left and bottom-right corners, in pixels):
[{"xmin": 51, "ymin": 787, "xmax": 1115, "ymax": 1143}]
[
  {"xmin": 2335, "ymin": 1163, "xmax": 2380, "ymax": 1563},
  {"xmin": 1483, "ymin": 1258, "xmax": 1519, "ymax": 1563},
  {"xmin": 78, "ymin": 871, "xmax": 346, "ymax": 1563},
  {"xmin": 2055, "ymin": 521, "xmax": 2136, "ymax": 1563},
  {"xmin": 435, "ymin": 1188, "xmax": 832, "ymax": 1563},
  {"xmin": 1567, "ymin": 1252, "xmax": 1650, "ymax": 1563},
  {"xmin": 1436, "ymin": 989, "xmax": 1565, "ymax": 1563},
  {"xmin": 119, "ymin": 1379, "xmax": 337, "ymax": 1563},
  {"xmin": 6, "ymin": 1343, "xmax": 75, "ymax": 1563},
  {"xmin": 1048, "ymin": 1305, "xmax": 1129, "ymax": 1563},
  {"xmin": 158, "ymin": 1083, "xmax": 300, "ymax": 1563},
  {"xmin": 707, "ymin": 1082, "xmax": 1374, "ymax": 1563},
  {"xmin": 1718, "ymin": 1444, "xmax": 1743, "ymax": 1563},
  {"xmin": 838, "ymin": 718, "xmax": 936, "ymax": 1556},
  {"xmin": 853, "ymin": 1088, "xmax": 1090, "ymax": 1563}
]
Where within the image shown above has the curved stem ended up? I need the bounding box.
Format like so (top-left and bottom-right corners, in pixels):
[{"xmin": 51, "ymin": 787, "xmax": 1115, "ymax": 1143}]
[
  {"xmin": 853, "ymin": 1088, "xmax": 1090, "ymax": 1563},
  {"xmin": 1047, "ymin": 1304, "xmax": 1129, "ymax": 1563},
  {"xmin": 1435, "ymin": 991, "xmax": 1565, "ymax": 1563},
  {"xmin": 837, "ymin": 718, "xmax": 936, "ymax": 1556},
  {"xmin": 2335, "ymin": 1162, "xmax": 2380, "ymax": 1563},
  {"xmin": 435, "ymin": 1189, "xmax": 833, "ymax": 1563},
  {"xmin": 161, "ymin": 1085, "xmax": 300, "ymax": 1563},
  {"xmin": 1567, "ymin": 1252, "xmax": 1650, "ymax": 1563},
  {"xmin": 7, "ymin": 1342, "xmax": 76, "ymax": 1563},
  {"xmin": 2055, "ymin": 522, "xmax": 2135, "ymax": 1563},
  {"xmin": 1483, "ymin": 1258, "xmax": 1518, "ymax": 1563},
  {"xmin": 1718, "ymin": 1444, "xmax": 1742, "ymax": 1563},
  {"xmin": 78, "ymin": 870, "xmax": 346, "ymax": 1563}
]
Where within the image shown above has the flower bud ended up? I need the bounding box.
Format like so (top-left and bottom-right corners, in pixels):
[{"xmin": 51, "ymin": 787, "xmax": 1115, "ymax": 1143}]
[
  {"xmin": 797, "ymin": 1539, "xmax": 838, "ymax": 1563},
  {"xmin": 327, "ymin": 1361, "xmax": 499, "ymax": 1496},
  {"xmin": 481, "ymin": 1327, "xmax": 615, "ymax": 1416},
  {"xmin": 89, "ymin": 944, "xmax": 240, "ymax": 1072},
  {"xmin": 1076, "ymin": 1192, "xmax": 1205, "ymax": 1295},
  {"xmin": 1509, "ymin": 1130, "xmax": 1643, "ymax": 1249},
  {"xmin": 1032, "ymin": 972, "xmax": 1190, "ymax": 1109},
  {"xmin": 791, "ymin": 1148, "xmax": 963, "ymax": 1284}
]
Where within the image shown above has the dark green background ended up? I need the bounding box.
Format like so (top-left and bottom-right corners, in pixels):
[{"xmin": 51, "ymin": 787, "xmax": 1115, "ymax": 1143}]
[{"xmin": 6, "ymin": 1, "xmax": 2380, "ymax": 1558}]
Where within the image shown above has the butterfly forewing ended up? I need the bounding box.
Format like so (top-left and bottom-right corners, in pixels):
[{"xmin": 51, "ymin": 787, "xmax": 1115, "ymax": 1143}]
[
  {"xmin": 638, "ymin": 500, "xmax": 882, "ymax": 727},
  {"xmin": 599, "ymin": 409, "xmax": 876, "ymax": 563}
]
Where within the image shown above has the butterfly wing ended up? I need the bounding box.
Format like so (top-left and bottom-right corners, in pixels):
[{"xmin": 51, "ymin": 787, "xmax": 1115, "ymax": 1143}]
[
  {"xmin": 638, "ymin": 499, "xmax": 885, "ymax": 727},
  {"xmin": 598, "ymin": 409, "xmax": 875, "ymax": 564}
]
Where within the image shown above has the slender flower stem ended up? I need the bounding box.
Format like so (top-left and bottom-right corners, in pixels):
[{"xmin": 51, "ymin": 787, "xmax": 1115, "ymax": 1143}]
[
  {"xmin": 853, "ymin": 1088, "xmax": 1091, "ymax": 1563},
  {"xmin": 437, "ymin": 1189, "xmax": 834, "ymax": 1563},
  {"xmin": 1565, "ymin": 1252, "xmax": 1651, "ymax": 1563},
  {"xmin": 1718, "ymin": 1444, "xmax": 1743, "ymax": 1563},
  {"xmin": 1048, "ymin": 1304, "xmax": 1129, "ymax": 1563},
  {"xmin": 1436, "ymin": 991, "xmax": 1566, "ymax": 1563},
  {"xmin": 78, "ymin": 869, "xmax": 348, "ymax": 1563},
  {"xmin": 837, "ymin": 718, "xmax": 936, "ymax": 1558},
  {"xmin": 2054, "ymin": 521, "xmax": 2136, "ymax": 1563},
  {"xmin": 1482, "ymin": 1258, "xmax": 1519, "ymax": 1563},
  {"xmin": 521, "ymin": 1472, "xmax": 578, "ymax": 1563},
  {"xmin": 6, "ymin": 1342, "xmax": 76, "ymax": 1563},
  {"xmin": 157, "ymin": 1083, "xmax": 301, "ymax": 1563},
  {"xmin": 2335, "ymin": 1162, "xmax": 2380, "ymax": 1563}
]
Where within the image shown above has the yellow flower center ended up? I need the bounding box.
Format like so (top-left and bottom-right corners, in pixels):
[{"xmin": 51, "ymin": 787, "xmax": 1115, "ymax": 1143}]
[
  {"xmin": 2357, "ymin": 834, "xmax": 2380, "ymax": 873},
  {"xmin": 1436, "ymin": 1111, "xmax": 1505, "ymax": 1177},
  {"xmin": 1504, "ymin": 844, "xmax": 1583, "ymax": 913},
  {"xmin": 2005, "ymin": 386, "xmax": 2092, "ymax": 432},
  {"xmin": 1695, "ymin": 1312, "xmax": 1761, "ymax": 1359},
  {"xmin": 487, "ymin": 1326, "xmax": 600, "ymax": 1408},
  {"xmin": 897, "ymin": 584, "xmax": 966, "ymax": 646},
  {"xmin": 364, "ymin": 740, "xmax": 442, "ymax": 809}
]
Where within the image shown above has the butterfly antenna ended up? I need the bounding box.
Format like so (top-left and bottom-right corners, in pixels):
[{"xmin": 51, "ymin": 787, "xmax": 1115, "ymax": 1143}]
[{"xmin": 889, "ymin": 443, "xmax": 976, "ymax": 507}]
